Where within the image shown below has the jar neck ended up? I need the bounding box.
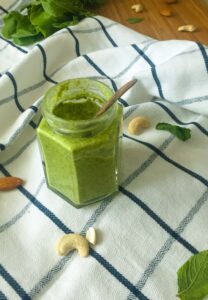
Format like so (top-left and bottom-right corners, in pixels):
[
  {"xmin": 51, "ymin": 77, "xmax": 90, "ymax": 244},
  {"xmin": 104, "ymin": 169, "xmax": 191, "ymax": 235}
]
[{"xmin": 41, "ymin": 79, "xmax": 116, "ymax": 137}]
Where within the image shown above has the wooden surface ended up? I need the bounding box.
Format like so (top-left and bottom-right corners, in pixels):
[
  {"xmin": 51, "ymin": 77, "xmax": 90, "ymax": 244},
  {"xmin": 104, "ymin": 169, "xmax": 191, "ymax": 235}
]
[{"xmin": 97, "ymin": 0, "xmax": 208, "ymax": 45}]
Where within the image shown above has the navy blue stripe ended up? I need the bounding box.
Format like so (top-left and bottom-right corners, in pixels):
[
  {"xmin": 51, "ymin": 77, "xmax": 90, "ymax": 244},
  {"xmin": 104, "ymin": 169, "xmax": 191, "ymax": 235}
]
[
  {"xmin": 0, "ymin": 144, "xmax": 5, "ymax": 151},
  {"xmin": 0, "ymin": 165, "xmax": 149, "ymax": 300},
  {"xmin": 119, "ymin": 186, "xmax": 198, "ymax": 254},
  {"xmin": 66, "ymin": 27, "xmax": 80, "ymax": 56},
  {"xmin": 90, "ymin": 249, "xmax": 149, "ymax": 300},
  {"xmin": 30, "ymin": 105, "xmax": 38, "ymax": 113},
  {"xmin": 0, "ymin": 6, "xmax": 8, "ymax": 13},
  {"xmin": 0, "ymin": 0, "xmax": 19, "ymax": 16},
  {"xmin": 197, "ymin": 42, "xmax": 208, "ymax": 73},
  {"xmin": 91, "ymin": 17, "xmax": 118, "ymax": 47},
  {"xmin": 154, "ymin": 101, "xmax": 208, "ymax": 136},
  {"xmin": 83, "ymin": 54, "xmax": 129, "ymax": 107},
  {"xmin": 19, "ymin": 186, "xmax": 71, "ymax": 232},
  {"xmin": 36, "ymin": 44, "xmax": 58, "ymax": 84},
  {"xmin": 5, "ymin": 72, "xmax": 37, "ymax": 129},
  {"xmin": 123, "ymin": 134, "xmax": 208, "ymax": 187},
  {"xmin": 118, "ymin": 98, "xmax": 129, "ymax": 107},
  {"xmin": 84, "ymin": 54, "xmax": 110, "ymax": 77},
  {"xmin": 0, "ymin": 164, "xmax": 71, "ymax": 234},
  {"xmin": 0, "ymin": 291, "xmax": 8, "ymax": 300},
  {"xmin": 0, "ymin": 40, "xmax": 156, "ymax": 107},
  {"xmin": 0, "ymin": 35, "xmax": 27, "ymax": 54},
  {"xmin": 5, "ymin": 71, "xmax": 24, "ymax": 112},
  {"xmin": 132, "ymin": 44, "xmax": 164, "ymax": 99},
  {"xmin": 0, "ymin": 265, "xmax": 31, "ymax": 300}
]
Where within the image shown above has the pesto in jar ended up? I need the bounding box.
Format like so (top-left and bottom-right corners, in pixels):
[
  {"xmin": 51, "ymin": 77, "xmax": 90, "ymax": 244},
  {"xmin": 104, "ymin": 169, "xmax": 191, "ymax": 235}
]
[{"xmin": 37, "ymin": 79, "xmax": 123, "ymax": 207}]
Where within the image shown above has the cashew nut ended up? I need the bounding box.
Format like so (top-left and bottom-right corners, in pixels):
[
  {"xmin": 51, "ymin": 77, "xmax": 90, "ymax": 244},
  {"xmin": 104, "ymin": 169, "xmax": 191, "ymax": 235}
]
[
  {"xmin": 178, "ymin": 25, "xmax": 197, "ymax": 32},
  {"xmin": 86, "ymin": 227, "xmax": 96, "ymax": 245},
  {"xmin": 131, "ymin": 4, "xmax": 144, "ymax": 13},
  {"xmin": 56, "ymin": 233, "xmax": 89, "ymax": 257},
  {"xmin": 128, "ymin": 116, "xmax": 150, "ymax": 135}
]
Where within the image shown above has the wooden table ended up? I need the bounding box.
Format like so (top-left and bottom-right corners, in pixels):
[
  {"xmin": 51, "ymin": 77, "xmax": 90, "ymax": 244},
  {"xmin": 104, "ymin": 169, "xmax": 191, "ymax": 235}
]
[{"xmin": 97, "ymin": 0, "xmax": 208, "ymax": 45}]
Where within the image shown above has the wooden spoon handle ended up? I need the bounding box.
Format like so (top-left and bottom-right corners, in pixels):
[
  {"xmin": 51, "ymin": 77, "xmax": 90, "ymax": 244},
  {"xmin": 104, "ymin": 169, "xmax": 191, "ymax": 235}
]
[{"xmin": 96, "ymin": 79, "xmax": 137, "ymax": 117}]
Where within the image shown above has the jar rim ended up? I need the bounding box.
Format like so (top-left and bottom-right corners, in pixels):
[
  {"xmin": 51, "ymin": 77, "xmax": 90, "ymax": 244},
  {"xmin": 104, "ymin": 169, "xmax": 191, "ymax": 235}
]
[{"xmin": 41, "ymin": 78, "xmax": 117, "ymax": 136}]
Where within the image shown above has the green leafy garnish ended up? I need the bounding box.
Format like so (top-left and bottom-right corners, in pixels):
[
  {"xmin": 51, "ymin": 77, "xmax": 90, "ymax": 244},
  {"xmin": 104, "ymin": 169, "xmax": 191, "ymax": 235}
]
[
  {"xmin": 127, "ymin": 17, "xmax": 143, "ymax": 24},
  {"xmin": 177, "ymin": 250, "xmax": 208, "ymax": 300},
  {"xmin": 156, "ymin": 122, "xmax": 191, "ymax": 141},
  {"xmin": 1, "ymin": 0, "xmax": 104, "ymax": 45}
]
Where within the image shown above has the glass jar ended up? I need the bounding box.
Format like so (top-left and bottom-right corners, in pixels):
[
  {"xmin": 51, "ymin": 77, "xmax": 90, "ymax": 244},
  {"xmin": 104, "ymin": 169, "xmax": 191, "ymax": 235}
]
[{"xmin": 36, "ymin": 78, "xmax": 123, "ymax": 208}]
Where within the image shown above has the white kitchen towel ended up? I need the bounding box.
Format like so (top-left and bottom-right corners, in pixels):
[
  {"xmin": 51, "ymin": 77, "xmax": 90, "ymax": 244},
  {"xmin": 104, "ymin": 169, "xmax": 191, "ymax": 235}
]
[{"xmin": 0, "ymin": 2, "xmax": 208, "ymax": 300}]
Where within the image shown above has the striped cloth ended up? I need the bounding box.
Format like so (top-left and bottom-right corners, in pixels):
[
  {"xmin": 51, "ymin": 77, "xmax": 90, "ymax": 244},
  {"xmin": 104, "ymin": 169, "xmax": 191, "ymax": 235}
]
[{"xmin": 1, "ymin": 1, "xmax": 208, "ymax": 299}]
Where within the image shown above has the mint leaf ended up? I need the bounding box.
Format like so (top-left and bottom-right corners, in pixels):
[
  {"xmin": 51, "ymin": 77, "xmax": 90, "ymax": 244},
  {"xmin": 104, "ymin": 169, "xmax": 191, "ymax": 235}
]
[
  {"xmin": 156, "ymin": 122, "xmax": 191, "ymax": 141},
  {"xmin": 177, "ymin": 251, "xmax": 208, "ymax": 300},
  {"xmin": 127, "ymin": 18, "xmax": 143, "ymax": 24}
]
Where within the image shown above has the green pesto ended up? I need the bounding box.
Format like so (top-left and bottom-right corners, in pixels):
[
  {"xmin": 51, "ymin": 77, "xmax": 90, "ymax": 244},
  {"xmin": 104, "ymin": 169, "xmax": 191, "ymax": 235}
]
[
  {"xmin": 37, "ymin": 78, "xmax": 123, "ymax": 207},
  {"xmin": 53, "ymin": 96, "xmax": 102, "ymax": 120},
  {"xmin": 37, "ymin": 105, "xmax": 122, "ymax": 207}
]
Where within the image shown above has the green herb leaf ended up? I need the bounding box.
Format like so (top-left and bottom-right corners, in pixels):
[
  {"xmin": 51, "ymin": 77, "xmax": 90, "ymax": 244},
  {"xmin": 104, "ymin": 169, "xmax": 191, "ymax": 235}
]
[
  {"xmin": 11, "ymin": 15, "xmax": 38, "ymax": 38},
  {"xmin": 1, "ymin": 11, "xmax": 22, "ymax": 38},
  {"xmin": 52, "ymin": 16, "xmax": 80, "ymax": 29},
  {"xmin": 127, "ymin": 17, "xmax": 143, "ymax": 24},
  {"xmin": 13, "ymin": 33, "xmax": 43, "ymax": 45},
  {"xmin": 40, "ymin": 0, "xmax": 87, "ymax": 17},
  {"xmin": 156, "ymin": 122, "xmax": 191, "ymax": 141},
  {"xmin": 1, "ymin": 0, "xmax": 104, "ymax": 45},
  {"xmin": 29, "ymin": 4, "xmax": 58, "ymax": 37},
  {"xmin": 1, "ymin": 10, "xmax": 40, "ymax": 44},
  {"xmin": 177, "ymin": 250, "xmax": 208, "ymax": 300}
]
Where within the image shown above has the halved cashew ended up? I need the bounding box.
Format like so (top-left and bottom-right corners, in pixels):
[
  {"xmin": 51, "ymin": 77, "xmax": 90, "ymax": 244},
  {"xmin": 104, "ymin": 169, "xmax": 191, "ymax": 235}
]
[
  {"xmin": 128, "ymin": 116, "xmax": 150, "ymax": 135},
  {"xmin": 56, "ymin": 233, "xmax": 89, "ymax": 257},
  {"xmin": 178, "ymin": 25, "xmax": 197, "ymax": 32},
  {"xmin": 131, "ymin": 4, "xmax": 144, "ymax": 13},
  {"xmin": 86, "ymin": 227, "xmax": 96, "ymax": 245}
]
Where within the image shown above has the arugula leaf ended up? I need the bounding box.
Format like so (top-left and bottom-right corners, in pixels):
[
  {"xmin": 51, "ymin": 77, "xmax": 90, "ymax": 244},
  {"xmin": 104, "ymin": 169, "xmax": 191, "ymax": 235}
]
[
  {"xmin": 127, "ymin": 18, "xmax": 143, "ymax": 24},
  {"xmin": 177, "ymin": 250, "xmax": 208, "ymax": 300},
  {"xmin": 156, "ymin": 122, "xmax": 191, "ymax": 141}
]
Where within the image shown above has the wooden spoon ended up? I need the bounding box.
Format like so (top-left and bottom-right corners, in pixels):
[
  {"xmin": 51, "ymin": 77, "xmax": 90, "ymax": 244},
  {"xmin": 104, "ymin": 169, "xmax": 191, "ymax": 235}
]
[{"xmin": 96, "ymin": 79, "xmax": 137, "ymax": 117}]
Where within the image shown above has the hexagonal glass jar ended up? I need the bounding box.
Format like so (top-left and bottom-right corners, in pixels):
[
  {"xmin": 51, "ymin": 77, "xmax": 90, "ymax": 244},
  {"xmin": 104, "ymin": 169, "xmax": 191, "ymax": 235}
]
[{"xmin": 36, "ymin": 78, "xmax": 123, "ymax": 208}]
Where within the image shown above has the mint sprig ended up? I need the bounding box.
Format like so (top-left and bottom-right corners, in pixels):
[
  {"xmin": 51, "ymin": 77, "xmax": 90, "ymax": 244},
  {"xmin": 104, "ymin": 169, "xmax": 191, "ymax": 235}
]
[
  {"xmin": 177, "ymin": 250, "xmax": 208, "ymax": 300},
  {"xmin": 156, "ymin": 122, "xmax": 191, "ymax": 141},
  {"xmin": 127, "ymin": 17, "xmax": 143, "ymax": 24}
]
